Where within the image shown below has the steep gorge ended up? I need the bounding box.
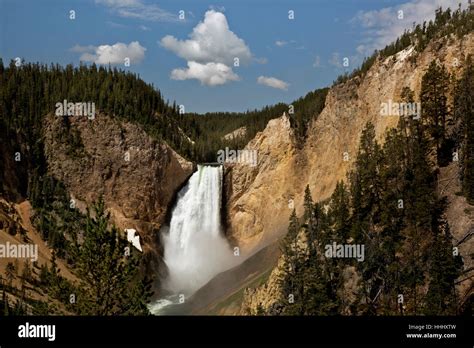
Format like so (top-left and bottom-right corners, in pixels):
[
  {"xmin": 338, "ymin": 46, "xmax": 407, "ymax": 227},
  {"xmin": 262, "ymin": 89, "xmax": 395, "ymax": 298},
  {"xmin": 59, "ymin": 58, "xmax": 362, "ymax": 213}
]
[{"xmin": 1, "ymin": 10, "xmax": 473, "ymax": 316}]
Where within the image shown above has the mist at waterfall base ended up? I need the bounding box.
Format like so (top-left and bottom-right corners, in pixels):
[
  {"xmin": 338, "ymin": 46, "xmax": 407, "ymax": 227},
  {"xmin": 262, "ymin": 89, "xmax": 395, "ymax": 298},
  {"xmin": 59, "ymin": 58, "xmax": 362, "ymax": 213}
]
[{"xmin": 148, "ymin": 165, "xmax": 237, "ymax": 315}]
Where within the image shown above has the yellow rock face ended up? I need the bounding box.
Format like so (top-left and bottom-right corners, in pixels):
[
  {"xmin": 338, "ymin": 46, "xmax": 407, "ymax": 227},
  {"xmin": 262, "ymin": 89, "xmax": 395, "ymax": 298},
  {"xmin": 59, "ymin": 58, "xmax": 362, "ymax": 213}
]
[{"xmin": 226, "ymin": 34, "xmax": 474, "ymax": 314}]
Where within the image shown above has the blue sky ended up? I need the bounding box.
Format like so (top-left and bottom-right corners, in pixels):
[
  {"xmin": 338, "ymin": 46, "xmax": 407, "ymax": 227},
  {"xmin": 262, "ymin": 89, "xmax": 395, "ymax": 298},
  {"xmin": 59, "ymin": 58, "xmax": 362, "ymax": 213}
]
[{"xmin": 0, "ymin": 0, "xmax": 465, "ymax": 112}]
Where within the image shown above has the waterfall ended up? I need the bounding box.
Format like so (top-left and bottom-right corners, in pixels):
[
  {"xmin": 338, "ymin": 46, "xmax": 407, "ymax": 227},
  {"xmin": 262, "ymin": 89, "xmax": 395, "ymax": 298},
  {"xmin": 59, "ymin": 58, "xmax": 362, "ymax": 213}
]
[{"xmin": 160, "ymin": 165, "xmax": 235, "ymax": 297}]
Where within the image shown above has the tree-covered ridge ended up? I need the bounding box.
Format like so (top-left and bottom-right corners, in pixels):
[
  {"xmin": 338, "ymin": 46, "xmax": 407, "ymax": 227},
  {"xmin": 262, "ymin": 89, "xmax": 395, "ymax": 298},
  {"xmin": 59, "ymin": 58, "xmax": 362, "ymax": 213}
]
[
  {"xmin": 0, "ymin": 61, "xmax": 184, "ymax": 163},
  {"xmin": 180, "ymin": 87, "xmax": 329, "ymax": 161},
  {"xmin": 333, "ymin": 5, "xmax": 474, "ymax": 86},
  {"xmin": 0, "ymin": 57, "xmax": 329, "ymax": 166}
]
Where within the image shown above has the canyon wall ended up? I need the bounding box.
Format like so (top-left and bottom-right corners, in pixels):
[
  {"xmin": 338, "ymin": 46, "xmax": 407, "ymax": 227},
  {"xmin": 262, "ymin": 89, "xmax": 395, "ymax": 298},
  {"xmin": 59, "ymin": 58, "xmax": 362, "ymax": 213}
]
[
  {"xmin": 226, "ymin": 33, "xmax": 474, "ymax": 254},
  {"xmin": 226, "ymin": 34, "xmax": 474, "ymax": 313},
  {"xmin": 43, "ymin": 114, "xmax": 193, "ymax": 273}
]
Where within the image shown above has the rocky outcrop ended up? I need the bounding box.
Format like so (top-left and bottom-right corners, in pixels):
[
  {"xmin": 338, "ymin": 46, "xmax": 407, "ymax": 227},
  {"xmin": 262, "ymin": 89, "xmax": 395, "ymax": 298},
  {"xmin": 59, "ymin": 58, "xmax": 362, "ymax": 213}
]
[
  {"xmin": 224, "ymin": 115, "xmax": 297, "ymax": 251},
  {"xmin": 232, "ymin": 34, "xmax": 474, "ymax": 313},
  {"xmin": 42, "ymin": 113, "xmax": 193, "ymax": 273},
  {"xmin": 222, "ymin": 126, "xmax": 247, "ymax": 141}
]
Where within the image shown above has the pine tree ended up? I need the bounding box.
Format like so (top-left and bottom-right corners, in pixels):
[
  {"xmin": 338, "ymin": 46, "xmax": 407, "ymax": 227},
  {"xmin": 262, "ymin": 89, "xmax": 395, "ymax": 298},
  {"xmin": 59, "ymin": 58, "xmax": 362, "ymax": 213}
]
[
  {"xmin": 303, "ymin": 185, "xmax": 318, "ymax": 255},
  {"xmin": 278, "ymin": 209, "xmax": 305, "ymax": 315},
  {"xmin": 301, "ymin": 257, "xmax": 337, "ymax": 315},
  {"xmin": 309, "ymin": 203, "xmax": 342, "ymax": 315},
  {"xmin": 424, "ymin": 230, "xmax": 463, "ymax": 314},
  {"xmin": 3, "ymin": 287, "xmax": 9, "ymax": 316},
  {"xmin": 281, "ymin": 209, "xmax": 299, "ymax": 260},
  {"xmin": 400, "ymin": 224, "xmax": 428, "ymax": 314},
  {"xmin": 279, "ymin": 201, "xmax": 342, "ymax": 315},
  {"xmin": 328, "ymin": 181, "xmax": 351, "ymax": 242},
  {"xmin": 401, "ymin": 86, "xmax": 415, "ymax": 104},
  {"xmin": 39, "ymin": 264, "xmax": 50, "ymax": 285},
  {"xmin": 21, "ymin": 260, "xmax": 32, "ymax": 284},
  {"xmin": 303, "ymin": 185, "xmax": 313, "ymax": 222},
  {"xmin": 350, "ymin": 123, "xmax": 389, "ymax": 314},
  {"xmin": 350, "ymin": 122, "xmax": 383, "ymax": 240},
  {"xmin": 117, "ymin": 276, "xmax": 154, "ymax": 316},
  {"xmin": 76, "ymin": 197, "xmax": 153, "ymax": 315},
  {"xmin": 420, "ymin": 61, "xmax": 451, "ymax": 165},
  {"xmin": 5, "ymin": 262, "xmax": 15, "ymax": 288},
  {"xmin": 399, "ymin": 119, "xmax": 437, "ymax": 314}
]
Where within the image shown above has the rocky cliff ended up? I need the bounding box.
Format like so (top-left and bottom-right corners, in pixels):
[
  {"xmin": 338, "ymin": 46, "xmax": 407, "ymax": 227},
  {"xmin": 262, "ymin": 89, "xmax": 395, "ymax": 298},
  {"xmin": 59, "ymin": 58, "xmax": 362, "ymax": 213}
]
[
  {"xmin": 228, "ymin": 33, "xmax": 474, "ymax": 313},
  {"xmin": 42, "ymin": 114, "xmax": 193, "ymax": 274}
]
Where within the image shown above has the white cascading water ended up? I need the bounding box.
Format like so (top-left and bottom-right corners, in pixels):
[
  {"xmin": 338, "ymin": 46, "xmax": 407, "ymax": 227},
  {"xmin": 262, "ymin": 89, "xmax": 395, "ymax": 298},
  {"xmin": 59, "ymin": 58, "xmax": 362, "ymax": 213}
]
[{"xmin": 153, "ymin": 165, "xmax": 236, "ymax": 312}]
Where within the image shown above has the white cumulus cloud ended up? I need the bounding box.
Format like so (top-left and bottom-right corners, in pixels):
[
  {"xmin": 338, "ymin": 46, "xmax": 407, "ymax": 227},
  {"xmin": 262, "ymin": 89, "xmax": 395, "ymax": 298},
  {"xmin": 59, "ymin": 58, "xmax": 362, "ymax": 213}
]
[
  {"xmin": 160, "ymin": 10, "xmax": 252, "ymax": 86},
  {"xmin": 171, "ymin": 61, "xmax": 239, "ymax": 86},
  {"xmin": 257, "ymin": 76, "xmax": 289, "ymax": 91},
  {"xmin": 71, "ymin": 41, "xmax": 146, "ymax": 64}
]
